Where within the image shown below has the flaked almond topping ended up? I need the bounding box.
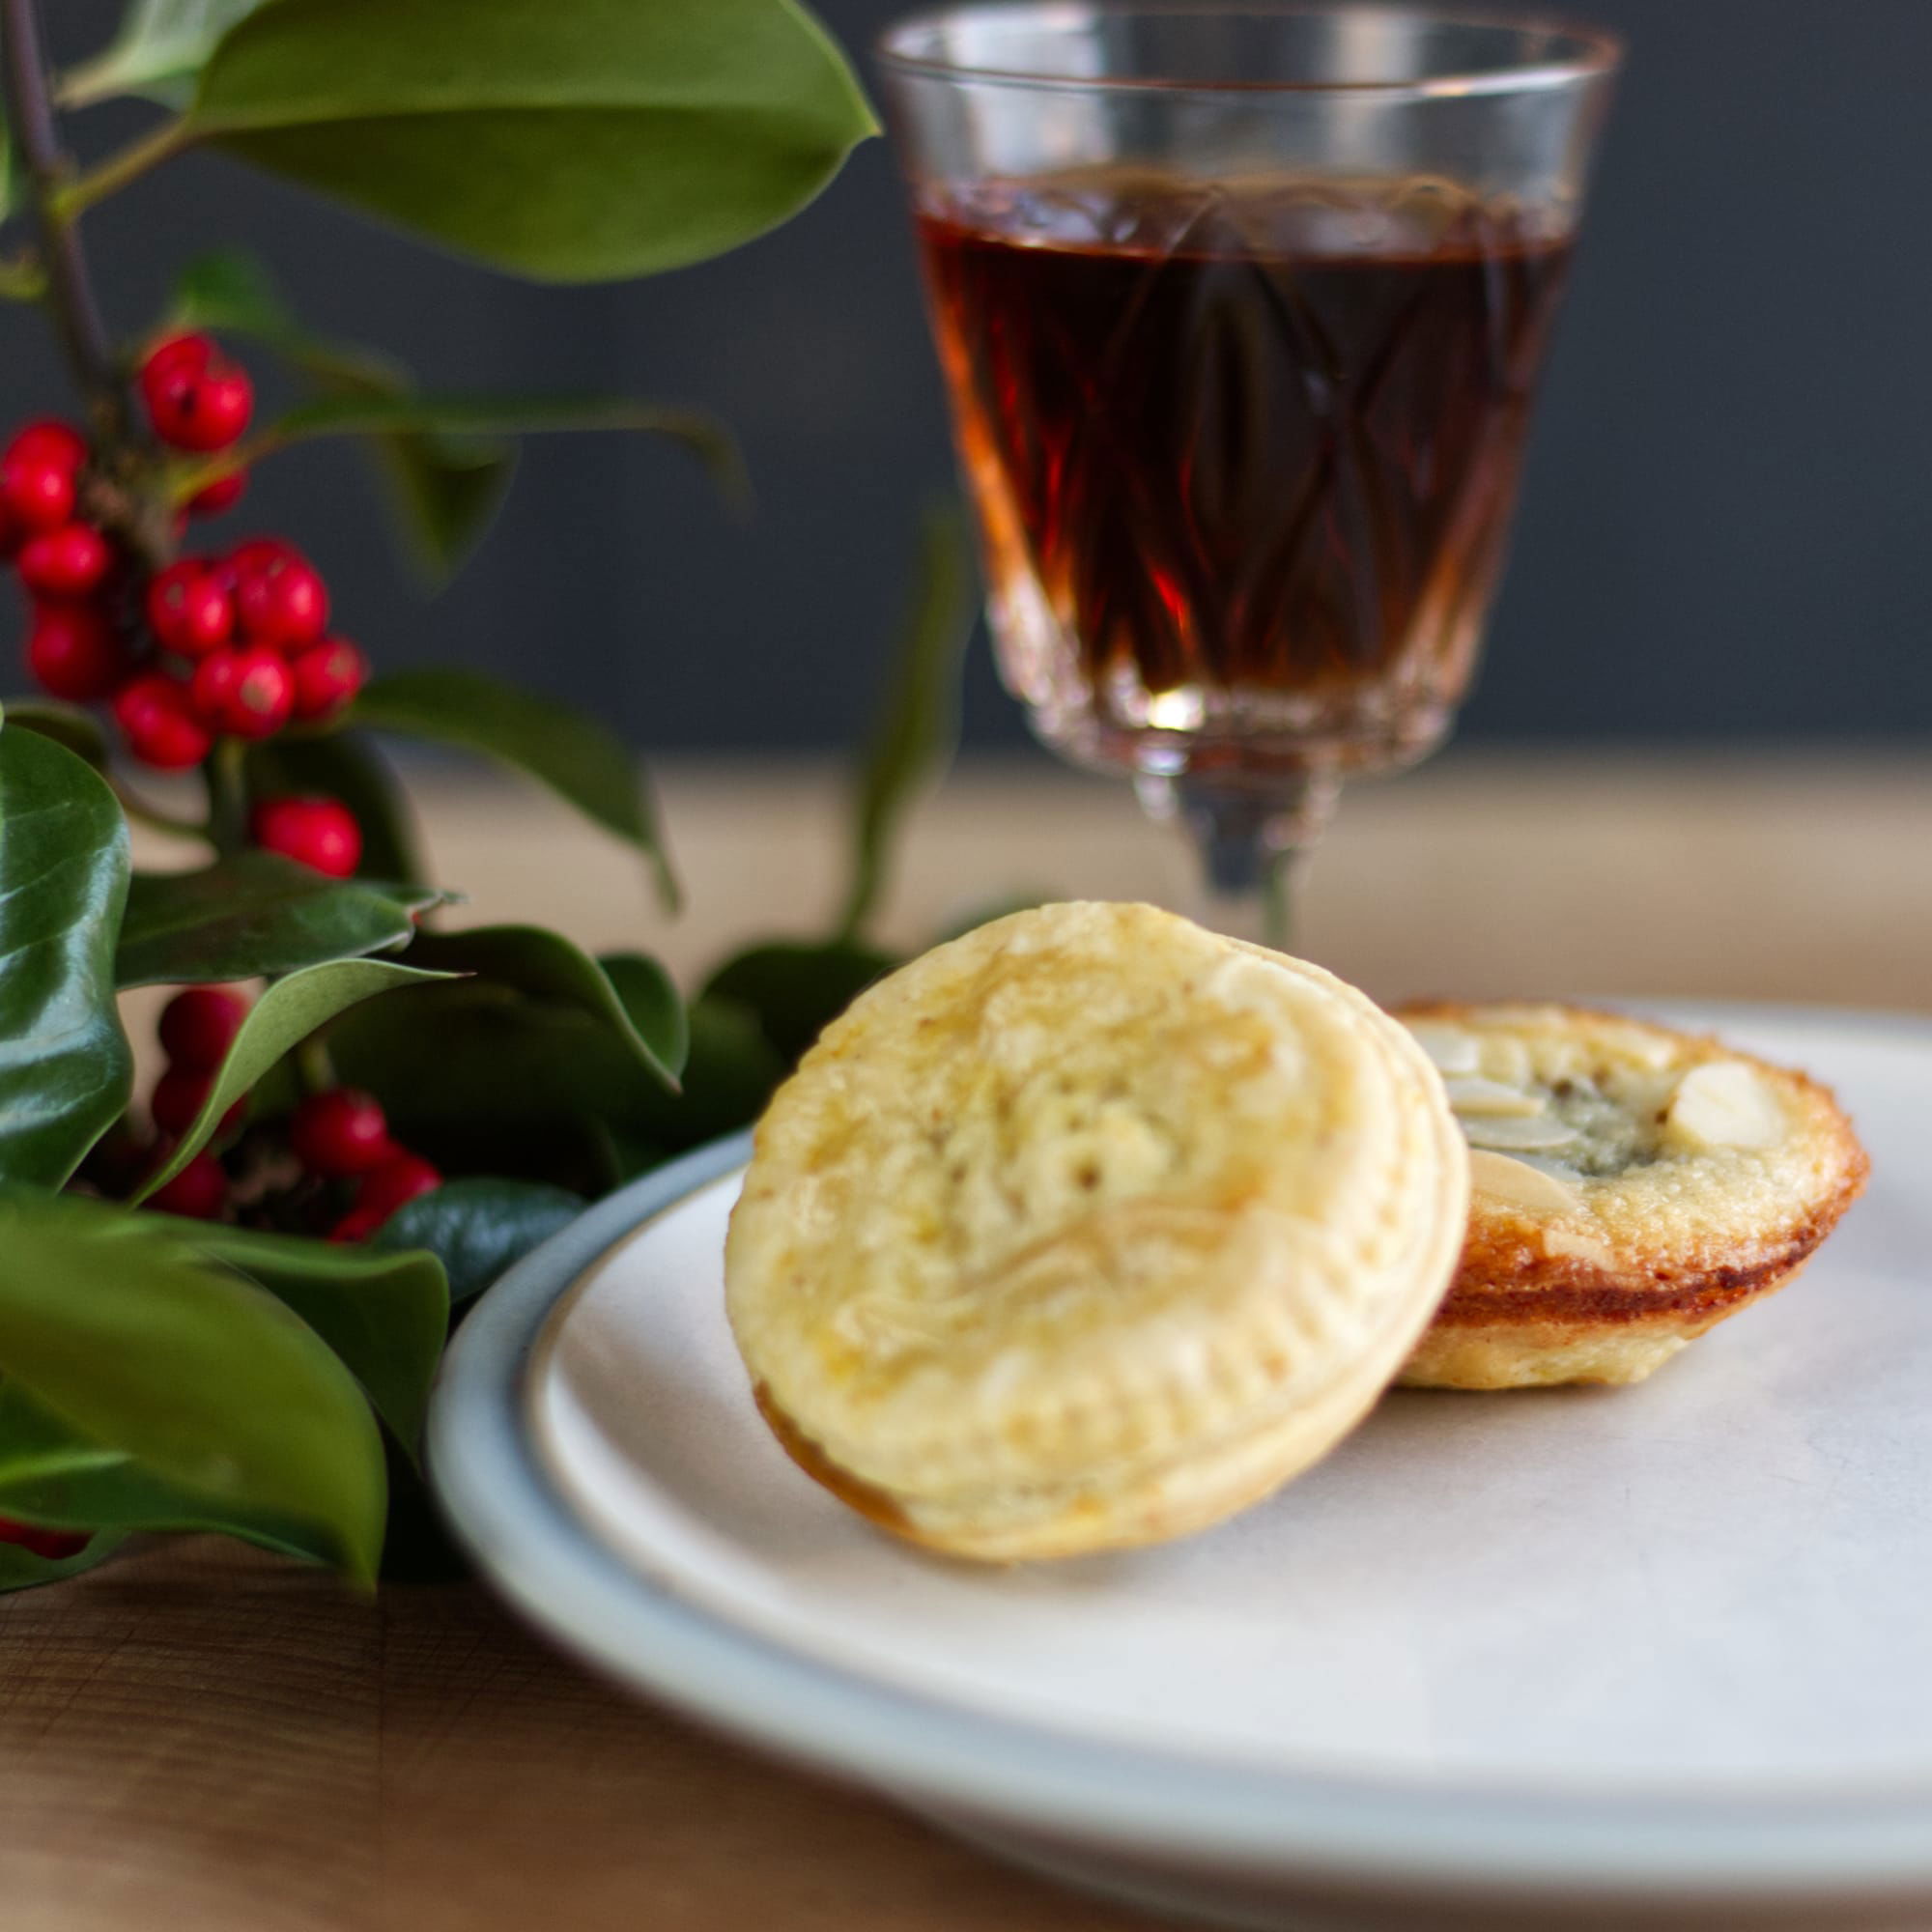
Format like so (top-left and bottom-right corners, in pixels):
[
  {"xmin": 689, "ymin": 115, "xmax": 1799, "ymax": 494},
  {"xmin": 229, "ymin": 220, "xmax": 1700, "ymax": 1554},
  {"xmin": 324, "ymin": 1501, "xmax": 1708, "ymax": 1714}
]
[
  {"xmin": 1443, "ymin": 1075, "xmax": 1547, "ymax": 1119},
  {"xmin": 1467, "ymin": 1149, "xmax": 1583, "ymax": 1213},
  {"xmin": 1462, "ymin": 1113, "xmax": 1583, "ymax": 1153},
  {"xmin": 1406, "ymin": 1022, "xmax": 1480, "ymax": 1077},
  {"xmin": 1664, "ymin": 1060, "xmax": 1784, "ymax": 1151},
  {"xmin": 1477, "ymin": 1035, "xmax": 1533, "ymax": 1088}
]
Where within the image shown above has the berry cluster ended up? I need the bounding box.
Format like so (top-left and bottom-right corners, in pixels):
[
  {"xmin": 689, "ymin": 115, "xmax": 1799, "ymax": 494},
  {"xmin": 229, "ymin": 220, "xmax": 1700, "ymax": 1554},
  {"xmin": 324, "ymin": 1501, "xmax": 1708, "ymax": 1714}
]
[
  {"xmin": 136, "ymin": 985, "xmax": 441, "ymax": 1240},
  {"xmin": 6, "ymin": 334, "xmax": 369, "ymax": 879}
]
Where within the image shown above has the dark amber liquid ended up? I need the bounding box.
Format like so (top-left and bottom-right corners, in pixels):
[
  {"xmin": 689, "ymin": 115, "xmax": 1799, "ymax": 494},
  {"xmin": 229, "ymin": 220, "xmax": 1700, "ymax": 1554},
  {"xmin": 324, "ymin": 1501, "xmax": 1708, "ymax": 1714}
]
[{"xmin": 917, "ymin": 174, "xmax": 1574, "ymax": 778}]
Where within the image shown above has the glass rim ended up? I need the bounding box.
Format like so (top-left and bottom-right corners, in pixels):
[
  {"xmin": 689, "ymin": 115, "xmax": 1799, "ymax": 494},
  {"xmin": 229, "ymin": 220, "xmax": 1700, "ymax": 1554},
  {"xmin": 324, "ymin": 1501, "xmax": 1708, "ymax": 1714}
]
[{"xmin": 876, "ymin": 2, "xmax": 1624, "ymax": 100}]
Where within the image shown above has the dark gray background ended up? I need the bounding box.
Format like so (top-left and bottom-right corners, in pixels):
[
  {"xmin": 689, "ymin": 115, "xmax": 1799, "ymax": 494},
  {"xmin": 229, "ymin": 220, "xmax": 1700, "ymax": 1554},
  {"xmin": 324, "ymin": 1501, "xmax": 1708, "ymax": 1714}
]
[{"xmin": 16, "ymin": 1, "xmax": 1931, "ymax": 753}]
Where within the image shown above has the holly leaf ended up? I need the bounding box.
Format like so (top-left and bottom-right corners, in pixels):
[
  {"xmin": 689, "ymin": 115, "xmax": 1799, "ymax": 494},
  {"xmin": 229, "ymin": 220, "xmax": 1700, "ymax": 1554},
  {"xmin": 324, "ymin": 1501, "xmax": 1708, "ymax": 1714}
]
[
  {"xmin": 0, "ymin": 700, "xmax": 111, "ymax": 770},
  {"xmin": 183, "ymin": 0, "xmax": 876, "ymax": 284},
  {"xmin": 116, "ymin": 852, "xmax": 441, "ymax": 985},
  {"xmin": 702, "ymin": 938, "xmax": 895, "ymax": 1066},
  {"xmin": 371, "ymin": 1179, "xmax": 582, "ymax": 1305},
  {"xmin": 0, "ymin": 721, "xmax": 133, "ymax": 1188},
  {"xmin": 136, "ymin": 958, "xmax": 453, "ymax": 1200},
  {"xmin": 60, "ymin": 0, "xmax": 270, "ymax": 110},
  {"xmin": 403, "ymin": 925, "xmax": 681, "ymax": 1091},
  {"xmin": 244, "ymin": 731, "xmax": 424, "ymax": 885},
  {"xmin": 0, "ymin": 1191, "xmax": 387, "ymax": 1582},
  {"xmin": 181, "ymin": 1222, "xmax": 448, "ymax": 1452},
  {"xmin": 353, "ymin": 668, "xmax": 675, "ymax": 907},
  {"xmin": 597, "ymin": 951, "xmax": 688, "ymax": 1080},
  {"xmin": 0, "ymin": 1525, "xmax": 124, "ymax": 1594},
  {"xmin": 617, "ymin": 993, "xmax": 785, "ymax": 1152},
  {"xmin": 839, "ymin": 503, "xmax": 977, "ymax": 940}
]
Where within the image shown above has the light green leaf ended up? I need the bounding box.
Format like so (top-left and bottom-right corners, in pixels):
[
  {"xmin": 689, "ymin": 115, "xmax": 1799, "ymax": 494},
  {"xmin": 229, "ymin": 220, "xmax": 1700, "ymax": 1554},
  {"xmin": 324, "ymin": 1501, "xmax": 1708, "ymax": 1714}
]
[
  {"xmin": 839, "ymin": 504, "xmax": 977, "ymax": 940},
  {"xmin": 371, "ymin": 1179, "xmax": 582, "ymax": 1305},
  {"xmin": 0, "ymin": 1191, "xmax": 387, "ymax": 1581},
  {"xmin": 182, "ymin": 1223, "xmax": 448, "ymax": 1451},
  {"xmin": 404, "ymin": 925, "xmax": 681, "ymax": 1091},
  {"xmin": 184, "ymin": 0, "xmax": 877, "ymax": 284},
  {"xmin": 62, "ymin": 0, "xmax": 271, "ymax": 109},
  {"xmin": 353, "ymin": 668, "xmax": 675, "ymax": 906},
  {"xmin": 136, "ymin": 958, "xmax": 453, "ymax": 1200},
  {"xmin": 116, "ymin": 851, "xmax": 441, "ymax": 986},
  {"xmin": 0, "ymin": 720, "xmax": 134, "ymax": 1188}
]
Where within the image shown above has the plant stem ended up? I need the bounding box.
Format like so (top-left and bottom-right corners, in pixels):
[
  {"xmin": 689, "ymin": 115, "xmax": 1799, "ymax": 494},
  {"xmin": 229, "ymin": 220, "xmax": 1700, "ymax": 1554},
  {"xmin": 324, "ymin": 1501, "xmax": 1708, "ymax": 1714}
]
[
  {"xmin": 205, "ymin": 736, "xmax": 248, "ymax": 855},
  {"xmin": 56, "ymin": 119, "xmax": 191, "ymax": 222},
  {"xmin": 0, "ymin": 0, "xmax": 126, "ymax": 440}
]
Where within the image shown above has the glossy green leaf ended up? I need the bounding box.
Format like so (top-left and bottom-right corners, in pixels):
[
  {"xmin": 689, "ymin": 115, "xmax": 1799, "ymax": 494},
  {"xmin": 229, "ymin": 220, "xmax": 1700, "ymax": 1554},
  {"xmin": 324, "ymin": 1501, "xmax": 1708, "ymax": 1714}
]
[
  {"xmin": 0, "ymin": 1528, "xmax": 124, "ymax": 1593},
  {"xmin": 0, "ymin": 701, "xmax": 110, "ymax": 770},
  {"xmin": 116, "ymin": 852, "xmax": 440, "ymax": 986},
  {"xmin": 354, "ymin": 668, "xmax": 675, "ymax": 906},
  {"xmin": 244, "ymin": 731, "xmax": 424, "ymax": 885},
  {"xmin": 596, "ymin": 951, "xmax": 689, "ymax": 1080},
  {"xmin": 136, "ymin": 959, "xmax": 453, "ymax": 1200},
  {"xmin": 0, "ymin": 1192, "xmax": 387, "ymax": 1581},
  {"xmin": 404, "ymin": 926, "xmax": 680, "ymax": 1091},
  {"xmin": 371, "ymin": 1179, "xmax": 582, "ymax": 1305},
  {"xmin": 62, "ymin": 0, "xmax": 270, "ymax": 109},
  {"xmin": 839, "ymin": 504, "xmax": 977, "ymax": 940},
  {"xmin": 172, "ymin": 248, "xmax": 518, "ymax": 582},
  {"xmin": 0, "ymin": 1379, "xmax": 320, "ymax": 1561},
  {"xmin": 703, "ymin": 939, "xmax": 895, "ymax": 1066},
  {"xmin": 185, "ymin": 0, "xmax": 877, "ymax": 284},
  {"xmin": 183, "ymin": 1222, "xmax": 448, "ymax": 1451},
  {"xmin": 0, "ymin": 723, "xmax": 133, "ymax": 1187},
  {"xmin": 619, "ymin": 993, "xmax": 785, "ymax": 1151}
]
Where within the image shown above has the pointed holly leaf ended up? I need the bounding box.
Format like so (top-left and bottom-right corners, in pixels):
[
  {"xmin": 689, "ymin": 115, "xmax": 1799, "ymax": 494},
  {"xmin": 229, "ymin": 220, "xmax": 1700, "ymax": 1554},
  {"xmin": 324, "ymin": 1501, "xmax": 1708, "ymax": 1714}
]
[
  {"xmin": 244, "ymin": 731, "xmax": 424, "ymax": 885},
  {"xmin": 0, "ymin": 720, "xmax": 133, "ymax": 1188},
  {"xmin": 596, "ymin": 951, "xmax": 688, "ymax": 1080},
  {"xmin": 183, "ymin": 0, "xmax": 877, "ymax": 284},
  {"xmin": 371, "ymin": 1179, "xmax": 582, "ymax": 1305},
  {"xmin": 404, "ymin": 926, "xmax": 681, "ymax": 1091},
  {"xmin": 116, "ymin": 852, "xmax": 440, "ymax": 985},
  {"xmin": 61, "ymin": 0, "xmax": 271, "ymax": 109},
  {"xmin": 353, "ymin": 668, "xmax": 675, "ymax": 906},
  {"xmin": 839, "ymin": 503, "xmax": 977, "ymax": 940},
  {"xmin": 0, "ymin": 1191, "xmax": 387, "ymax": 1581},
  {"xmin": 136, "ymin": 958, "xmax": 453, "ymax": 1200},
  {"xmin": 183, "ymin": 1222, "xmax": 448, "ymax": 1452}
]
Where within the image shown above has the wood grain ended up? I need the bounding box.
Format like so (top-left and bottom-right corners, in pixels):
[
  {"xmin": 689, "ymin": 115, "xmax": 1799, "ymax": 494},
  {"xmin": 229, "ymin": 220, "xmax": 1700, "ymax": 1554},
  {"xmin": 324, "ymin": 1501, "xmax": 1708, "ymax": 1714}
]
[{"xmin": 12, "ymin": 753, "xmax": 1930, "ymax": 1929}]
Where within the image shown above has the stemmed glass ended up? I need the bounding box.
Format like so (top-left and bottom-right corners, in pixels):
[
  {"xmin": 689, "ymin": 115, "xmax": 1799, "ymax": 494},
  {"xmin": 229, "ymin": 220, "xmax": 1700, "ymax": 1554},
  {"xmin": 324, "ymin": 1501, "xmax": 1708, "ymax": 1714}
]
[{"xmin": 879, "ymin": 4, "xmax": 1620, "ymax": 946}]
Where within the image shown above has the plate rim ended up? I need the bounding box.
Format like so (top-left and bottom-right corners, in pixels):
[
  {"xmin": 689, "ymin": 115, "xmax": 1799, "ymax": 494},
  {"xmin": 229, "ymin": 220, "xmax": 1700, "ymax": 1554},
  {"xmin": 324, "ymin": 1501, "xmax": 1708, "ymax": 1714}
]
[{"xmin": 429, "ymin": 1000, "xmax": 1932, "ymax": 1904}]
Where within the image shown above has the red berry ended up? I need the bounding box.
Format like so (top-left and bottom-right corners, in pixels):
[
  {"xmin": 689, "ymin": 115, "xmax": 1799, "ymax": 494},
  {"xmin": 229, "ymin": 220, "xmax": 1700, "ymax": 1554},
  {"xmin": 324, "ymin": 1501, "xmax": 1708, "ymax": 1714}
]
[
  {"xmin": 290, "ymin": 1088, "xmax": 393, "ymax": 1179},
  {"xmin": 328, "ymin": 1206, "xmax": 385, "ymax": 1245},
  {"xmin": 146, "ymin": 559, "xmax": 233, "ymax": 657},
  {"xmin": 0, "ymin": 445, "xmax": 75, "ymax": 533},
  {"xmin": 151, "ymin": 1065, "xmax": 245, "ymax": 1139},
  {"xmin": 115, "ymin": 672, "xmax": 213, "ymax": 770},
  {"xmin": 27, "ymin": 603, "xmax": 129, "ymax": 702},
  {"xmin": 192, "ymin": 642, "xmax": 291, "ymax": 739},
  {"xmin": 250, "ymin": 795, "xmax": 361, "ymax": 877},
  {"xmin": 158, "ymin": 985, "xmax": 248, "ymax": 1069},
  {"xmin": 234, "ymin": 551, "xmax": 327, "ymax": 649},
  {"xmin": 355, "ymin": 1151, "xmax": 441, "ymax": 1223},
  {"xmin": 147, "ymin": 1149, "xmax": 227, "ymax": 1219},
  {"xmin": 0, "ymin": 498, "xmax": 21, "ymax": 560},
  {"xmin": 16, "ymin": 523, "xmax": 113, "ymax": 599},
  {"xmin": 289, "ymin": 637, "xmax": 368, "ymax": 723},
  {"xmin": 0, "ymin": 1516, "xmax": 90, "ymax": 1562},
  {"xmin": 8, "ymin": 419, "xmax": 87, "ymax": 474},
  {"xmin": 222, "ymin": 537, "xmax": 295, "ymax": 583},
  {"xmin": 142, "ymin": 336, "xmax": 253, "ymax": 452},
  {"xmin": 186, "ymin": 469, "xmax": 248, "ymax": 519}
]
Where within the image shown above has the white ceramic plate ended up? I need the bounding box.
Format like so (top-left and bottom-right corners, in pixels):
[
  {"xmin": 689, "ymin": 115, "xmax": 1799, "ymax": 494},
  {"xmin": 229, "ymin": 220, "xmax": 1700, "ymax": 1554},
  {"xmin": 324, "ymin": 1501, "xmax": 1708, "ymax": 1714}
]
[{"xmin": 431, "ymin": 1005, "xmax": 1932, "ymax": 1931}]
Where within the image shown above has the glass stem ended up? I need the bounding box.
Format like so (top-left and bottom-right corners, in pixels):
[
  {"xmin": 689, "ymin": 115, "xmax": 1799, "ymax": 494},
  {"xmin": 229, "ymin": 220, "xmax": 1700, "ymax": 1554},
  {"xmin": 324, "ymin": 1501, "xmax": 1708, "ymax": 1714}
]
[{"xmin": 1137, "ymin": 771, "xmax": 1340, "ymax": 952}]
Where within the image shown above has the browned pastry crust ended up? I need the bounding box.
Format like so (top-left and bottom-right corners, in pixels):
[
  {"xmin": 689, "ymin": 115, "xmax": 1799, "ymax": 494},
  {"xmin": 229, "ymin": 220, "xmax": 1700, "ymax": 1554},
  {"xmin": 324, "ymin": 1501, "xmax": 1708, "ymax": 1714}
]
[{"xmin": 1395, "ymin": 1002, "xmax": 1869, "ymax": 1389}]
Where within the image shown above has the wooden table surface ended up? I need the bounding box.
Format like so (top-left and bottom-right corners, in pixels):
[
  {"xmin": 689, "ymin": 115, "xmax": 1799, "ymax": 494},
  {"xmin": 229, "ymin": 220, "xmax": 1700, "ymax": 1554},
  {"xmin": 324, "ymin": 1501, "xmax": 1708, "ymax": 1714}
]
[{"xmin": 6, "ymin": 751, "xmax": 1928, "ymax": 1932}]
